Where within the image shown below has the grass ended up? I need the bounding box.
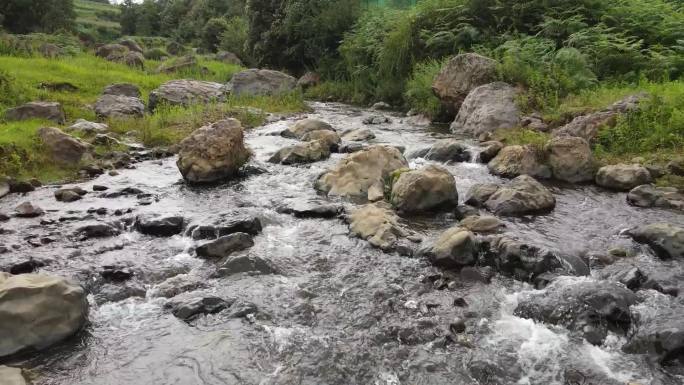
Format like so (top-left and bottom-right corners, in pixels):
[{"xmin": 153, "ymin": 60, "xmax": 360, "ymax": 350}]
[
  {"xmin": 75, "ymin": 0, "xmax": 120, "ymax": 30},
  {"xmin": 0, "ymin": 53, "xmax": 308, "ymax": 182},
  {"xmin": 493, "ymin": 128, "xmax": 551, "ymax": 152}
]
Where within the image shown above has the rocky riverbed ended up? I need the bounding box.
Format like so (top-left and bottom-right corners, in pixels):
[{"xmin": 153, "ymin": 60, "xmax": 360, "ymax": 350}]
[{"xmin": 1, "ymin": 102, "xmax": 683, "ymax": 385}]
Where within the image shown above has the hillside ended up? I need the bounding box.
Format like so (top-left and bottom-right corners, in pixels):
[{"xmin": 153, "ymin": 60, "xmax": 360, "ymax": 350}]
[{"xmin": 74, "ymin": 0, "xmax": 121, "ymax": 41}]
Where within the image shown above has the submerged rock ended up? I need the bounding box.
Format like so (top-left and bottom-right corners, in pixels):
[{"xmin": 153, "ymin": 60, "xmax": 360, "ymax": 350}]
[
  {"xmin": 488, "ymin": 145, "xmax": 551, "ymax": 179},
  {"xmin": 432, "ymin": 53, "xmax": 497, "ymax": 116},
  {"xmin": 459, "ymin": 215, "xmax": 504, "ymax": 233},
  {"xmin": 195, "ymin": 233, "xmax": 254, "ymax": 259},
  {"xmin": 451, "ymin": 82, "xmax": 520, "ymax": 137},
  {"xmin": 624, "ymin": 296, "xmax": 684, "ymax": 365},
  {"xmin": 76, "ymin": 222, "xmax": 121, "ymax": 239},
  {"xmin": 187, "ymin": 216, "xmax": 262, "ymax": 239},
  {"xmin": 315, "ymin": 145, "xmax": 408, "ymax": 201},
  {"xmin": 390, "ymin": 165, "xmax": 458, "ymax": 213},
  {"xmin": 0, "ymin": 273, "xmax": 88, "ymax": 357},
  {"xmin": 170, "ymin": 296, "xmax": 232, "ymax": 321},
  {"xmin": 484, "ymin": 175, "xmax": 555, "ymax": 216},
  {"xmin": 176, "ymin": 119, "xmax": 250, "ymax": 183},
  {"xmin": 218, "ymin": 255, "xmax": 278, "ymax": 276},
  {"xmin": 54, "ymin": 187, "xmax": 87, "ymax": 202},
  {"xmin": 627, "ymin": 185, "xmax": 684, "ymax": 209},
  {"xmin": 5, "ymin": 101, "xmax": 65, "ymax": 124},
  {"xmin": 268, "ymin": 140, "xmax": 330, "ymax": 165},
  {"xmin": 276, "ymin": 202, "xmax": 342, "ymax": 219},
  {"xmin": 515, "ymin": 276, "xmax": 637, "ymax": 345},
  {"xmin": 596, "ymin": 164, "xmax": 652, "ymax": 191},
  {"xmin": 626, "ymin": 223, "xmax": 684, "ymax": 259},
  {"xmin": 346, "ymin": 203, "xmax": 408, "ymax": 251},
  {"xmin": 135, "ymin": 215, "xmax": 185, "ymax": 237}
]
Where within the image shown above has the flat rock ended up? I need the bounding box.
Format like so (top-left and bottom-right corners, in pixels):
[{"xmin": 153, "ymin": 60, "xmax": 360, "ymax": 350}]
[
  {"xmin": 218, "ymin": 255, "xmax": 278, "ymax": 276},
  {"xmin": 103, "ymin": 83, "xmax": 141, "ymax": 98},
  {"xmin": 341, "ymin": 128, "xmax": 375, "ymax": 141},
  {"xmin": 76, "ymin": 223, "xmax": 120, "ymax": 239},
  {"xmin": 626, "ymin": 223, "xmax": 684, "ymax": 259},
  {"xmin": 228, "ymin": 69, "xmax": 296, "ymax": 97},
  {"xmin": 484, "ymin": 175, "xmax": 555, "ymax": 216},
  {"xmin": 135, "ymin": 215, "xmax": 185, "ymax": 237},
  {"xmin": 94, "ymin": 94, "xmax": 145, "ymax": 118},
  {"xmin": 5, "ymin": 101, "xmax": 65, "ymax": 124},
  {"xmin": 596, "ymin": 164, "xmax": 652, "ymax": 191},
  {"xmin": 195, "ymin": 233, "xmax": 254, "ymax": 259},
  {"xmin": 171, "ymin": 296, "xmax": 232, "ymax": 321},
  {"xmin": 276, "ymin": 202, "xmax": 342, "ymax": 219},
  {"xmin": 69, "ymin": 119, "xmax": 109, "ymax": 134},
  {"xmin": 627, "ymin": 185, "xmax": 683, "ymax": 210},
  {"xmin": 459, "ymin": 215, "xmax": 503, "ymax": 233},
  {"xmin": 149, "ymin": 80, "xmax": 227, "ymax": 111}
]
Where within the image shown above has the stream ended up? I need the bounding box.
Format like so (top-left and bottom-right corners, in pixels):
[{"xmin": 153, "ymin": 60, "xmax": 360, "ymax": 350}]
[{"xmin": 1, "ymin": 102, "xmax": 683, "ymax": 385}]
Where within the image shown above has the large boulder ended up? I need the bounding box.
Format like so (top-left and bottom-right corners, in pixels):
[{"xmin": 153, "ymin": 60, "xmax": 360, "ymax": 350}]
[
  {"xmin": 94, "ymin": 94, "xmax": 145, "ymax": 118},
  {"xmin": 5, "ymin": 101, "xmax": 65, "ymax": 124},
  {"xmin": 409, "ymin": 139, "xmax": 471, "ymax": 163},
  {"xmin": 450, "ymin": 82, "xmax": 520, "ymax": 137},
  {"xmin": 431, "ymin": 53, "xmax": 497, "ymax": 116},
  {"xmin": 103, "ymin": 83, "xmax": 141, "ymax": 98},
  {"xmin": 96, "ymin": 43, "xmax": 127, "ymax": 59},
  {"xmin": 228, "ymin": 69, "xmax": 296, "ymax": 97},
  {"xmin": 281, "ymin": 119, "xmax": 334, "ymax": 139},
  {"xmin": 195, "ymin": 233, "xmax": 254, "ymax": 259},
  {"xmin": 552, "ymin": 93, "xmax": 648, "ymax": 141},
  {"xmin": 215, "ymin": 51, "xmax": 243, "ymax": 66},
  {"xmin": 37, "ymin": 127, "xmax": 90, "ymax": 166},
  {"xmin": 623, "ymin": 296, "xmax": 684, "ymax": 365},
  {"xmin": 176, "ymin": 119, "xmax": 250, "ymax": 183},
  {"xmin": 0, "ymin": 366, "xmax": 27, "ymax": 385},
  {"xmin": 420, "ymin": 227, "xmax": 479, "ymax": 268},
  {"xmin": 299, "ymin": 129, "xmax": 341, "ymax": 150},
  {"xmin": 315, "ymin": 145, "xmax": 408, "ymax": 201},
  {"xmin": 515, "ymin": 276, "xmax": 637, "ymax": 345},
  {"xmin": 484, "ymin": 175, "xmax": 555, "ymax": 215},
  {"xmin": 464, "ymin": 183, "xmax": 500, "ymax": 207},
  {"xmin": 487, "ymin": 145, "xmax": 551, "ymax": 179},
  {"xmin": 148, "ymin": 80, "xmax": 227, "ymax": 111},
  {"xmin": 595, "ymin": 164, "xmax": 652, "ymax": 191},
  {"xmin": 69, "ymin": 119, "xmax": 109, "ymax": 134},
  {"xmin": 268, "ymin": 140, "xmax": 330, "ymax": 165},
  {"xmin": 0, "ymin": 273, "xmax": 88, "ymax": 357},
  {"xmin": 390, "ymin": 165, "xmax": 458, "ymax": 213},
  {"xmin": 545, "ymin": 136, "xmax": 595, "ymax": 183},
  {"xmin": 627, "ymin": 185, "xmax": 684, "ymax": 210},
  {"xmin": 346, "ymin": 203, "xmax": 408, "ymax": 251},
  {"xmin": 626, "ymin": 223, "xmax": 683, "ymax": 259},
  {"xmin": 123, "ymin": 51, "xmax": 144, "ymax": 68}
]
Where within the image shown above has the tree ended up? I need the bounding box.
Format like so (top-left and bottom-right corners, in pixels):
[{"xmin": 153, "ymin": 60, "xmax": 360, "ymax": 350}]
[
  {"xmin": 201, "ymin": 17, "xmax": 229, "ymax": 52},
  {"xmin": 0, "ymin": 0, "xmax": 75, "ymax": 34}
]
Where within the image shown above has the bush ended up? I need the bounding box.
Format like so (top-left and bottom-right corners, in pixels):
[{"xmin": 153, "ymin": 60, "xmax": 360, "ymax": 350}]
[
  {"xmin": 404, "ymin": 59, "xmax": 444, "ymax": 119},
  {"xmin": 201, "ymin": 18, "xmax": 230, "ymax": 53},
  {"xmin": 144, "ymin": 47, "xmax": 169, "ymax": 60},
  {"xmin": 0, "ymin": 0, "xmax": 76, "ymax": 34},
  {"xmin": 219, "ymin": 16, "xmax": 249, "ymax": 63}
]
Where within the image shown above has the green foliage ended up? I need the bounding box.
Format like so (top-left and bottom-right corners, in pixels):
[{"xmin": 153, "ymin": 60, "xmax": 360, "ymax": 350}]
[
  {"xmin": 219, "ymin": 17, "xmax": 250, "ymax": 62},
  {"xmin": 304, "ymin": 81, "xmax": 357, "ymax": 102},
  {"xmin": 143, "ymin": 47, "xmax": 169, "ymax": 60},
  {"xmin": 494, "ymin": 128, "xmax": 551, "ymax": 152},
  {"xmin": 404, "ymin": 59, "xmax": 444, "ymax": 119},
  {"xmin": 201, "ymin": 18, "xmax": 230, "ymax": 53},
  {"xmin": 0, "ymin": 0, "xmax": 76, "ymax": 34}
]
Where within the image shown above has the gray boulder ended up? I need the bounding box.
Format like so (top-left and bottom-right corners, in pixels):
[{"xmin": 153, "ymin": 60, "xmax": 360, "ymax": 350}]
[
  {"xmin": 626, "ymin": 223, "xmax": 683, "ymax": 259},
  {"xmin": 431, "ymin": 53, "xmax": 497, "ymax": 116},
  {"xmin": 420, "ymin": 227, "xmax": 479, "ymax": 268},
  {"xmin": 69, "ymin": 119, "xmax": 109, "ymax": 134},
  {"xmin": 299, "ymin": 129, "xmax": 341, "ymax": 150},
  {"xmin": 103, "ymin": 83, "xmax": 141, "ymax": 98},
  {"xmin": 176, "ymin": 119, "xmax": 250, "ymax": 183},
  {"xmin": 464, "ymin": 183, "xmax": 500, "ymax": 207},
  {"xmin": 341, "ymin": 128, "xmax": 375, "ymax": 142},
  {"xmin": 0, "ymin": 273, "xmax": 88, "ymax": 357},
  {"xmin": 346, "ymin": 203, "xmax": 408, "ymax": 251},
  {"xmin": 171, "ymin": 296, "xmax": 231, "ymax": 321},
  {"xmin": 228, "ymin": 69, "xmax": 296, "ymax": 97},
  {"xmin": 5, "ymin": 101, "xmax": 65, "ymax": 124},
  {"xmin": 195, "ymin": 233, "xmax": 254, "ymax": 259},
  {"xmin": 268, "ymin": 140, "xmax": 330, "ymax": 165},
  {"xmin": 627, "ymin": 185, "xmax": 684, "ymax": 210},
  {"xmin": 488, "ymin": 145, "xmax": 551, "ymax": 179},
  {"xmin": 149, "ymin": 80, "xmax": 227, "ymax": 111},
  {"xmin": 94, "ymin": 94, "xmax": 145, "ymax": 118},
  {"xmin": 219, "ymin": 255, "xmax": 278, "ymax": 276},
  {"xmin": 450, "ymin": 82, "xmax": 520, "ymax": 137},
  {"xmin": 484, "ymin": 175, "xmax": 555, "ymax": 216},
  {"xmin": 135, "ymin": 215, "xmax": 185, "ymax": 237},
  {"xmin": 14, "ymin": 202, "xmax": 44, "ymax": 217},
  {"xmin": 390, "ymin": 165, "xmax": 458, "ymax": 213},
  {"xmin": 215, "ymin": 51, "xmax": 243, "ymax": 66},
  {"xmin": 411, "ymin": 139, "xmax": 471, "ymax": 163},
  {"xmin": 38, "ymin": 127, "xmax": 91, "ymax": 165},
  {"xmin": 595, "ymin": 164, "xmax": 652, "ymax": 191},
  {"xmin": 281, "ymin": 118, "xmax": 334, "ymax": 139},
  {"xmin": 545, "ymin": 136, "xmax": 595, "ymax": 183}
]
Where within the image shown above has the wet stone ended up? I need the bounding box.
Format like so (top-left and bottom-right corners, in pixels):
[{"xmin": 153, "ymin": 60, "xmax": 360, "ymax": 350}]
[
  {"xmin": 100, "ymin": 265, "xmax": 134, "ymax": 282},
  {"xmin": 227, "ymin": 299, "xmax": 258, "ymax": 318},
  {"xmin": 195, "ymin": 233, "xmax": 254, "ymax": 259},
  {"xmin": 94, "ymin": 282, "xmax": 146, "ymax": 303},
  {"xmin": 9, "ymin": 180, "xmax": 35, "ymax": 194},
  {"xmin": 8, "ymin": 259, "xmax": 46, "ymax": 275},
  {"xmin": 55, "ymin": 187, "xmax": 87, "ymax": 202},
  {"xmin": 218, "ymin": 255, "xmax": 278, "ymax": 276},
  {"xmin": 188, "ymin": 216, "xmax": 262, "ymax": 240},
  {"xmin": 14, "ymin": 202, "xmax": 44, "ymax": 218},
  {"xmin": 135, "ymin": 215, "xmax": 185, "ymax": 237},
  {"xmin": 276, "ymin": 202, "xmax": 343, "ymax": 219},
  {"xmin": 76, "ymin": 223, "xmax": 120, "ymax": 239},
  {"xmin": 170, "ymin": 296, "xmax": 233, "ymax": 321},
  {"xmin": 92, "ymin": 185, "xmax": 109, "ymax": 192}
]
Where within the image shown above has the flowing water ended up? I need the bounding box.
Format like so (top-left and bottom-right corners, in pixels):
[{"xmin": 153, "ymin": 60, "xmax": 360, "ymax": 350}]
[{"xmin": 1, "ymin": 102, "xmax": 683, "ymax": 385}]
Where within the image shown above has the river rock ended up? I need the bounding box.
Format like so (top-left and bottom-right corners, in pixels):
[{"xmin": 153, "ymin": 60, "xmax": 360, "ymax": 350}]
[
  {"xmin": 545, "ymin": 136, "xmax": 595, "ymax": 183},
  {"xmin": 38, "ymin": 127, "xmax": 91, "ymax": 166},
  {"xmin": 450, "ymin": 82, "xmax": 520, "ymax": 137},
  {"xmin": 595, "ymin": 164, "xmax": 652, "ymax": 191},
  {"xmin": 135, "ymin": 215, "xmax": 185, "ymax": 237},
  {"xmin": 94, "ymin": 94, "xmax": 145, "ymax": 118},
  {"xmin": 54, "ymin": 188, "xmax": 84, "ymax": 202},
  {"xmin": 418, "ymin": 139, "xmax": 471, "ymax": 162},
  {"xmin": 484, "ymin": 175, "xmax": 555, "ymax": 216},
  {"xmin": 76, "ymin": 223, "xmax": 120, "ymax": 239},
  {"xmin": 218, "ymin": 255, "xmax": 278, "ymax": 276},
  {"xmin": 477, "ymin": 141, "xmax": 503, "ymax": 163},
  {"xmin": 5, "ymin": 101, "xmax": 65, "ymax": 124},
  {"xmin": 362, "ymin": 115, "xmax": 391, "ymax": 125},
  {"xmin": 390, "ymin": 165, "xmax": 458, "ymax": 213},
  {"xmin": 276, "ymin": 201, "xmax": 342, "ymax": 219},
  {"xmin": 341, "ymin": 128, "xmax": 375, "ymax": 142},
  {"xmin": 0, "ymin": 180, "xmax": 9, "ymax": 199},
  {"xmin": 0, "ymin": 273, "xmax": 88, "ymax": 357},
  {"xmin": 432, "ymin": 53, "xmax": 497, "ymax": 116},
  {"xmin": 623, "ymin": 296, "xmax": 684, "ymax": 365},
  {"xmin": 281, "ymin": 118, "xmax": 334, "ymax": 139},
  {"xmin": 187, "ymin": 216, "xmax": 262, "ymax": 239},
  {"xmin": 268, "ymin": 140, "xmax": 330, "ymax": 165},
  {"xmin": 148, "ymin": 80, "xmax": 227, "ymax": 111},
  {"xmin": 69, "ymin": 119, "xmax": 109, "ymax": 134},
  {"xmin": 627, "ymin": 185, "xmax": 684, "ymax": 209},
  {"xmin": 103, "ymin": 83, "xmax": 141, "ymax": 98},
  {"xmin": 152, "ymin": 274, "xmax": 206, "ymax": 299},
  {"xmin": 464, "ymin": 183, "xmax": 500, "ymax": 207},
  {"xmin": 420, "ymin": 227, "xmax": 479, "ymax": 268},
  {"xmin": 515, "ymin": 276, "xmax": 637, "ymax": 345},
  {"xmin": 0, "ymin": 366, "xmax": 27, "ymax": 385},
  {"xmin": 315, "ymin": 145, "xmax": 408, "ymax": 201},
  {"xmin": 297, "ymin": 71, "xmax": 320, "ymax": 89},
  {"xmin": 14, "ymin": 202, "xmax": 44, "ymax": 218},
  {"xmin": 228, "ymin": 69, "xmax": 296, "ymax": 97},
  {"xmin": 488, "ymin": 145, "xmax": 551, "ymax": 179},
  {"xmin": 171, "ymin": 296, "xmax": 232, "ymax": 321},
  {"xmin": 667, "ymin": 158, "xmax": 684, "ymax": 176},
  {"xmin": 460, "ymin": 215, "xmax": 503, "ymax": 233},
  {"xmin": 176, "ymin": 119, "xmax": 250, "ymax": 183},
  {"xmin": 626, "ymin": 223, "xmax": 683, "ymax": 259},
  {"xmin": 346, "ymin": 203, "xmax": 407, "ymax": 251},
  {"xmin": 195, "ymin": 233, "xmax": 254, "ymax": 259},
  {"xmin": 299, "ymin": 129, "xmax": 341, "ymax": 150}
]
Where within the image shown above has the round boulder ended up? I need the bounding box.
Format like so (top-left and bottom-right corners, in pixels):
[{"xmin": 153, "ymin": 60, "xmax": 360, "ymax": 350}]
[
  {"xmin": 545, "ymin": 136, "xmax": 595, "ymax": 183},
  {"xmin": 176, "ymin": 119, "xmax": 250, "ymax": 183},
  {"xmin": 94, "ymin": 94, "xmax": 145, "ymax": 118},
  {"xmin": 300, "ymin": 130, "xmax": 341, "ymax": 150},
  {"xmin": 421, "ymin": 227, "xmax": 479, "ymax": 268},
  {"xmin": 596, "ymin": 164, "xmax": 652, "ymax": 191},
  {"xmin": 488, "ymin": 145, "xmax": 551, "ymax": 179},
  {"xmin": 281, "ymin": 119, "xmax": 334, "ymax": 139},
  {"xmin": 484, "ymin": 175, "xmax": 555, "ymax": 216},
  {"xmin": 450, "ymin": 82, "xmax": 520, "ymax": 137},
  {"xmin": 432, "ymin": 53, "xmax": 497, "ymax": 116},
  {"xmin": 0, "ymin": 273, "xmax": 88, "ymax": 357},
  {"xmin": 38, "ymin": 127, "xmax": 91, "ymax": 165},
  {"xmin": 390, "ymin": 165, "xmax": 458, "ymax": 213}
]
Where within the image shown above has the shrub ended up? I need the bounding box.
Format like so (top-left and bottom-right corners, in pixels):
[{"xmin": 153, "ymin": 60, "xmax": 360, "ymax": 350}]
[
  {"xmin": 219, "ymin": 16, "xmax": 249, "ymax": 63},
  {"xmin": 144, "ymin": 47, "xmax": 169, "ymax": 60},
  {"xmin": 404, "ymin": 58, "xmax": 444, "ymax": 120},
  {"xmin": 201, "ymin": 18, "xmax": 230, "ymax": 53}
]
